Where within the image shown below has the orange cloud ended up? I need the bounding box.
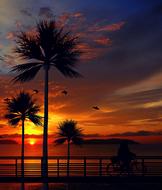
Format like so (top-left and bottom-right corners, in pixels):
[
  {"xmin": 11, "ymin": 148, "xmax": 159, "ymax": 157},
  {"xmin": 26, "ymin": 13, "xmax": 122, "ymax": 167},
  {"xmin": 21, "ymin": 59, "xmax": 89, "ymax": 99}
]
[
  {"xmin": 73, "ymin": 12, "xmax": 84, "ymax": 18},
  {"xmin": 15, "ymin": 20, "xmax": 22, "ymax": 28},
  {"xmin": 0, "ymin": 44, "xmax": 3, "ymax": 49},
  {"xmin": 77, "ymin": 43, "xmax": 108, "ymax": 60},
  {"xmin": 26, "ymin": 27, "xmax": 38, "ymax": 38},
  {"xmin": 94, "ymin": 37, "xmax": 112, "ymax": 46},
  {"xmin": 6, "ymin": 32, "xmax": 15, "ymax": 40}
]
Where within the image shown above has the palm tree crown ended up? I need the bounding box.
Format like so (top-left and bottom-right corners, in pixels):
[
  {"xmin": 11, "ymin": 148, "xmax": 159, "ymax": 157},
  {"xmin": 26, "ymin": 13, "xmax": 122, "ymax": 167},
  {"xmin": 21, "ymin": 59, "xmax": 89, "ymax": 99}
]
[
  {"xmin": 5, "ymin": 91, "xmax": 42, "ymax": 126},
  {"xmin": 55, "ymin": 120, "xmax": 83, "ymax": 145},
  {"xmin": 11, "ymin": 20, "xmax": 81, "ymax": 82}
]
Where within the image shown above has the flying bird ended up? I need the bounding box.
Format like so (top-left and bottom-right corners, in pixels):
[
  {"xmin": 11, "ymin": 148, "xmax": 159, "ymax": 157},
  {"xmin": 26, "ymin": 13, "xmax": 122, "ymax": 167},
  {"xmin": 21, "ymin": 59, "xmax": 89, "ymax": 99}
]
[
  {"xmin": 4, "ymin": 98, "xmax": 10, "ymax": 102},
  {"xmin": 61, "ymin": 90, "xmax": 68, "ymax": 95},
  {"xmin": 92, "ymin": 106, "xmax": 100, "ymax": 110},
  {"xmin": 33, "ymin": 89, "xmax": 39, "ymax": 94}
]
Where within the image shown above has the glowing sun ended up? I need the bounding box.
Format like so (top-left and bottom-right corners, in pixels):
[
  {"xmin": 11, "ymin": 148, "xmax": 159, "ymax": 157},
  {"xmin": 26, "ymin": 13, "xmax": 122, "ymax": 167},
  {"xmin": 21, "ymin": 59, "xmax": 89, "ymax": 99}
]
[{"xmin": 29, "ymin": 139, "xmax": 36, "ymax": 145}]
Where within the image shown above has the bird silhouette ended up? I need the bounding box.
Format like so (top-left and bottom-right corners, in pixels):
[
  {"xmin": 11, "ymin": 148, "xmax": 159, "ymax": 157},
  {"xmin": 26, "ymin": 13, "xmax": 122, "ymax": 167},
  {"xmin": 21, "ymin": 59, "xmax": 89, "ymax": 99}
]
[
  {"xmin": 61, "ymin": 90, "xmax": 68, "ymax": 95},
  {"xmin": 92, "ymin": 106, "xmax": 100, "ymax": 110},
  {"xmin": 4, "ymin": 98, "xmax": 10, "ymax": 102},
  {"xmin": 33, "ymin": 89, "xmax": 39, "ymax": 94}
]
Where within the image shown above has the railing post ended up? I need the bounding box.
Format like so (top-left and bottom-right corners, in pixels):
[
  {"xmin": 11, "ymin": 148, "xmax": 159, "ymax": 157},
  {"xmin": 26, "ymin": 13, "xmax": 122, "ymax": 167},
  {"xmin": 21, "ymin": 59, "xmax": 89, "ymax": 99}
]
[
  {"xmin": 142, "ymin": 158, "xmax": 145, "ymax": 176},
  {"xmin": 15, "ymin": 158, "xmax": 18, "ymax": 177},
  {"xmin": 99, "ymin": 158, "xmax": 102, "ymax": 176},
  {"xmin": 84, "ymin": 157, "xmax": 86, "ymax": 177},
  {"xmin": 67, "ymin": 158, "xmax": 70, "ymax": 177},
  {"xmin": 41, "ymin": 157, "xmax": 43, "ymax": 177},
  {"xmin": 57, "ymin": 158, "xmax": 59, "ymax": 177}
]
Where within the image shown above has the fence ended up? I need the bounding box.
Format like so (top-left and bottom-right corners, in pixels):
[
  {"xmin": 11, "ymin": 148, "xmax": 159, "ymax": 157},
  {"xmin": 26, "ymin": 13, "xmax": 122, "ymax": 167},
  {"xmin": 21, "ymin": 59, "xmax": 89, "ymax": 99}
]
[{"xmin": 0, "ymin": 156, "xmax": 162, "ymax": 177}]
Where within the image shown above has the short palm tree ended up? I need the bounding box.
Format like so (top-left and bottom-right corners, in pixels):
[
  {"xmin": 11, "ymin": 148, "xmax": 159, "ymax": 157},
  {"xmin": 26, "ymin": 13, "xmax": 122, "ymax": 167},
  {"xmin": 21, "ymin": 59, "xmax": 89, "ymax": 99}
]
[
  {"xmin": 10, "ymin": 20, "xmax": 81, "ymax": 177},
  {"xmin": 5, "ymin": 91, "xmax": 42, "ymax": 178},
  {"xmin": 55, "ymin": 120, "xmax": 83, "ymax": 176}
]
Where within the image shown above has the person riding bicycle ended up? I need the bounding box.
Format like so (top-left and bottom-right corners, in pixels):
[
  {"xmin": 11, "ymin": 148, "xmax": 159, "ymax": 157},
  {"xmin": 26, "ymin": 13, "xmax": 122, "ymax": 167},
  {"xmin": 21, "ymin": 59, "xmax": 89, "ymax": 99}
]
[{"xmin": 117, "ymin": 141, "xmax": 136, "ymax": 173}]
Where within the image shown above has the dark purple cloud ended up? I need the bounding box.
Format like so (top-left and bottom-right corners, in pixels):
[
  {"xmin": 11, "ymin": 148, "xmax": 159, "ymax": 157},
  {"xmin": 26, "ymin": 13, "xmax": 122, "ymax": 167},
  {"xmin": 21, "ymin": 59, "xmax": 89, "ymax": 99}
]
[
  {"xmin": 39, "ymin": 7, "xmax": 54, "ymax": 18},
  {"xmin": 109, "ymin": 130, "xmax": 162, "ymax": 137},
  {"xmin": 20, "ymin": 9, "xmax": 32, "ymax": 17},
  {"xmin": 106, "ymin": 88, "xmax": 162, "ymax": 108}
]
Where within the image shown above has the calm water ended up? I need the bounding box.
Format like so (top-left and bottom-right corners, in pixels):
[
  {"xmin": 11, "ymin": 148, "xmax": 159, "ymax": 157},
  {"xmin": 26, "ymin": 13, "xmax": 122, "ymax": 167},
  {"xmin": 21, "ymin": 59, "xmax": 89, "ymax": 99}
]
[
  {"xmin": 0, "ymin": 143, "xmax": 162, "ymax": 157},
  {"xmin": 0, "ymin": 144, "xmax": 162, "ymax": 190}
]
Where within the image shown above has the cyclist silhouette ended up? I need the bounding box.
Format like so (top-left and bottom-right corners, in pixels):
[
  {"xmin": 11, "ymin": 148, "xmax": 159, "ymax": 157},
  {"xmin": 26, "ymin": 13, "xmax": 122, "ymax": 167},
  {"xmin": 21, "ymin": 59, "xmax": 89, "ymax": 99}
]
[{"xmin": 117, "ymin": 141, "xmax": 136, "ymax": 173}]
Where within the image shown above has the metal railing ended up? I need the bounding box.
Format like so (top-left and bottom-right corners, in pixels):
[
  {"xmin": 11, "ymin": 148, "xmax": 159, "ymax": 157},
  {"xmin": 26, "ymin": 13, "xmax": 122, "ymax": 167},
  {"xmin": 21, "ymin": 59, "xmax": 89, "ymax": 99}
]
[{"xmin": 0, "ymin": 156, "xmax": 162, "ymax": 177}]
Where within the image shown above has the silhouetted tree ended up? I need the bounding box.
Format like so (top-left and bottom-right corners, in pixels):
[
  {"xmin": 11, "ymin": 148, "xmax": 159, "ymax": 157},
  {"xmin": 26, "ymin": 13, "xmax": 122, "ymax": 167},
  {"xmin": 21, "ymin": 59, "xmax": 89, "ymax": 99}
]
[
  {"xmin": 5, "ymin": 91, "xmax": 42, "ymax": 178},
  {"xmin": 11, "ymin": 20, "xmax": 81, "ymax": 177},
  {"xmin": 55, "ymin": 120, "xmax": 83, "ymax": 176}
]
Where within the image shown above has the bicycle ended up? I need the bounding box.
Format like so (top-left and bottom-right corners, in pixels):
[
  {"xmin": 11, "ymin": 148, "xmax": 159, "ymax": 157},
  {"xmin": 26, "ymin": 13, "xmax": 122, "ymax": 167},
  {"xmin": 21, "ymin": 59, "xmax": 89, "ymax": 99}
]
[{"xmin": 106, "ymin": 156, "xmax": 147, "ymax": 176}]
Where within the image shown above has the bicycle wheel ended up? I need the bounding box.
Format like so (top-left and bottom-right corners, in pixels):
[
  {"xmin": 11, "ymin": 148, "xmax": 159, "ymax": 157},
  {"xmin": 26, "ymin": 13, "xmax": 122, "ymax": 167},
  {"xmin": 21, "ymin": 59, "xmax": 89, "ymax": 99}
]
[
  {"xmin": 130, "ymin": 161, "xmax": 147, "ymax": 176},
  {"xmin": 106, "ymin": 163, "xmax": 120, "ymax": 176}
]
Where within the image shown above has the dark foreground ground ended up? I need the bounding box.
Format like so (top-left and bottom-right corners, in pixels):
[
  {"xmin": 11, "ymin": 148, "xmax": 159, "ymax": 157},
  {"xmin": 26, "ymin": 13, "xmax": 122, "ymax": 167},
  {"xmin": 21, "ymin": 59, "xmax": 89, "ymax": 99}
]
[
  {"xmin": 35, "ymin": 183, "xmax": 162, "ymax": 190},
  {"xmin": 65, "ymin": 183, "xmax": 162, "ymax": 190},
  {"xmin": 0, "ymin": 182, "xmax": 162, "ymax": 190}
]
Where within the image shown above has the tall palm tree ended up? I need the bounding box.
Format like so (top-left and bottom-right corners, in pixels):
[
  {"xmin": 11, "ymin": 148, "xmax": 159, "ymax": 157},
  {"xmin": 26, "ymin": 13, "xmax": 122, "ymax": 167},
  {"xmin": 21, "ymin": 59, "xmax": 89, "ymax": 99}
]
[
  {"xmin": 5, "ymin": 91, "xmax": 42, "ymax": 178},
  {"xmin": 10, "ymin": 20, "xmax": 81, "ymax": 177},
  {"xmin": 55, "ymin": 120, "xmax": 83, "ymax": 176}
]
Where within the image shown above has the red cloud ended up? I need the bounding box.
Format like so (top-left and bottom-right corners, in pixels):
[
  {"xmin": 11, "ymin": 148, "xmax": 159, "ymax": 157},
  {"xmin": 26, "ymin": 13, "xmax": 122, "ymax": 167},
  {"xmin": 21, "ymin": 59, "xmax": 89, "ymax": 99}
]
[
  {"xmin": 57, "ymin": 12, "xmax": 85, "ymax": 29},
  {"xmin": 89, "ymin": 21, "xmax": 125, "ymax": 32},
  {"xmin": 58, "ymin": 13, "xmax": 71, "ymax": 25}
]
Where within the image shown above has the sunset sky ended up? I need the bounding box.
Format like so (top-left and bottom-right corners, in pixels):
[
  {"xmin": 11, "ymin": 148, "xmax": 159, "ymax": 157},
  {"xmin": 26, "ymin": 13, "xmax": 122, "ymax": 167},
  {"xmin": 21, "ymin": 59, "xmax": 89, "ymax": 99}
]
[{"xmin": 0, "ymin": 0, "xmax": 162, "ymax": 144}]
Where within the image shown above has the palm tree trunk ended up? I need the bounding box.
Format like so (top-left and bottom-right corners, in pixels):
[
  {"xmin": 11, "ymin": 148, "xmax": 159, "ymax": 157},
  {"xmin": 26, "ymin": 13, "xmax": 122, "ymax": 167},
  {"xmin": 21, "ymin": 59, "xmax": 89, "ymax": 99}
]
[
  {"xmin": 42, "ymin": 64, "xmax": 49, "ymax": 177},
  {"xmin": 67, "ymin": 141, "xmax": 70, "ymax": 177},
  {"xmin": 21, "ymin": 182, "xmax": 25, "ymax": 190},
  {"xmin": 21, "ymin": 119, "xmax": 25, "ymax": 178}
]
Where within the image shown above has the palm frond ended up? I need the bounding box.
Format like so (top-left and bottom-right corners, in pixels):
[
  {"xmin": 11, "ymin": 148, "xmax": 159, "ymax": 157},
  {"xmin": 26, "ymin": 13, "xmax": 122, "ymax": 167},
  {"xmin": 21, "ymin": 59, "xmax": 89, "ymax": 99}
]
[
  {"xmin": 5, "ymin": 113, "xmax": 20, "ymax": 120},
  {"xmin": 37, "ymin": 20, "xmax": 58, "ymax": 58},
  {"xmin": 28, "ymin": 115, "xmax": 43, "ymax": 126},
  {"xmin": 12, "ymin": 65, "xmax": 41, "ymax": 83},
  {"xmin": 5, "ymin": 113, "xmax": 21, "ymax": 126},
  {"xmin": 72, "ymin": 137, "xmax": 83, "ymax": 145},
  {"xmin": 15, "ymin": 32, "xmax": 43, "ymax": 61},
  {"xmin": 5, "ymin": 91, "xmax": 42, "ymax": 127},
  {"xmin": 6, "ymin": 91, "xmax": 31, "ymax": 113},
  {"xmin": 55, "ymin": 138, "xmax": 67, "ymax": 145},
  {"xmin": 8, "ymin": 117, "xmax": 21, "ymax": 126},
  {"xmin": 27, "ymin": 103, "xmax": 41, "ymax": 114},
  {"xmin": 11, "ymin": 62, "xmax": 42, "ymax": 72},
  {"xmin": 54, "ymin": 64, "xmax": 82, "ymax": 78}
]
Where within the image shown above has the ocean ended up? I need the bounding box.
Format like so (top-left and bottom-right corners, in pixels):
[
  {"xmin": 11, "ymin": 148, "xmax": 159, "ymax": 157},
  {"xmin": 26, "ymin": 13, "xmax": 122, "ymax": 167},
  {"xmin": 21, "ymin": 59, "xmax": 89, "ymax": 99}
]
[{"xmin": 0, "ymin": 143, "xmax": 162, "ymax": 157}]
